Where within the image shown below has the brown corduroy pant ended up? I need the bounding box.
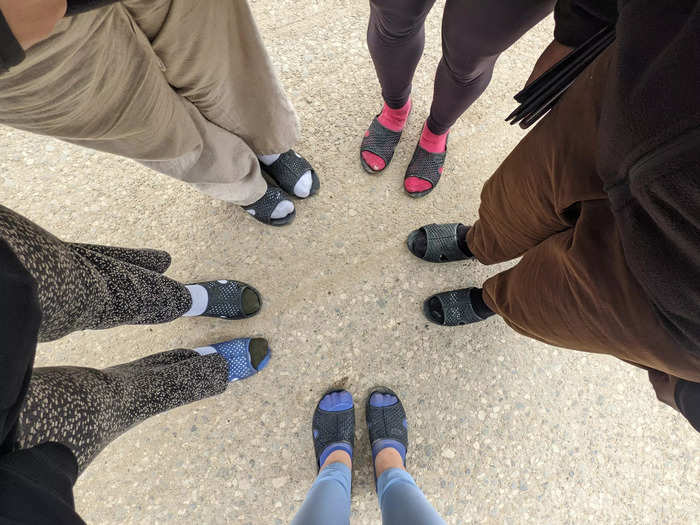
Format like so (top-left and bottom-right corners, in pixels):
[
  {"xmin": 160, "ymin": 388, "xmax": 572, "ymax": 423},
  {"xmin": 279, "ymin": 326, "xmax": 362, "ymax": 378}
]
[
  {"xmin": 467, "ymin": 47, "xmax": 700, "ymax": 382},
  {"xmin": 0, "ymin": 0, "xmax": 299, "ymax": 206}
]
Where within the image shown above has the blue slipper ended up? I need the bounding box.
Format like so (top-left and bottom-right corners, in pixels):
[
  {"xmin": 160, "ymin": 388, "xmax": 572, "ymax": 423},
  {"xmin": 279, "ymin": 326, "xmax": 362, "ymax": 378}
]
[{"xmin": 196, "ymin": 337, "xmax": 270, "ymax": 382}]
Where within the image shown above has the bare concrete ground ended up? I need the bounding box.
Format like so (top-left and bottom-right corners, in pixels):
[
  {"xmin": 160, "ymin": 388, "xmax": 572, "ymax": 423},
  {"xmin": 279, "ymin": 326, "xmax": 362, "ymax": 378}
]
[{"xmin": 0, "ymin": 1, "xmax": 697, "ymax": 523}]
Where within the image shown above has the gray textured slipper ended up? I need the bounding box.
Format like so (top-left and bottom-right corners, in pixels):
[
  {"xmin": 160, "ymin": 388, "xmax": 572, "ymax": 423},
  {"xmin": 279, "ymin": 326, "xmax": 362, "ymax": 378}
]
[
  {"xmin": 423, "ymin": 288, "xmax": 487, "ymax": 326},
  {"xmin": 406, "ymin": 223, "xmax": 472, "ymax": 262}
]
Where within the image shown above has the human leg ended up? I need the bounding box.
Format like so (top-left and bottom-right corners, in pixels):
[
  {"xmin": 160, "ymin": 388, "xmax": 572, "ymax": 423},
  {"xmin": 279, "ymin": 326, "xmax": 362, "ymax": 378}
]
[
  {"xmin": 291, "ymin": 390, "xmax": 355, "ymax": 525},
  {"xmin": 361, "ymin": 0, "xmax": 435, "ymax": 173},
  {"xmin": 0, "ymin": 205, "xmax": 262, "ymax": 341},
  {"xmin": 13, "ymin": 338, "xmax": 271, "ymax": 473},
  {"xmin": 366, "ymin": 388, "xmax": 445, "ymax": 525}
]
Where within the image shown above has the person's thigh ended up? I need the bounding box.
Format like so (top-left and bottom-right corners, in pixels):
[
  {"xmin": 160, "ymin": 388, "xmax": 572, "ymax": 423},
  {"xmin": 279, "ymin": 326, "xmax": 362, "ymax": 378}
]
[
  {"xmin": 0, "ymin": 6, "xmax": 201, "ymax": 162},
  {"xmin": 442, "ymin": 0, "xmax": 555, "ymax": 74},
  {"xmin": 466, "ymin": 45, "xmax": 614, "ymax": 264},
  {"xmin": 482, "ymin": 200, "xmax": 700, "ymax": 382}
]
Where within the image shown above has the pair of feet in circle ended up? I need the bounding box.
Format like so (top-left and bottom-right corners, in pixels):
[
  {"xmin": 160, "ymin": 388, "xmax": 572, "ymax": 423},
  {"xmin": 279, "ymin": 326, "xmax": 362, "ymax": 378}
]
[
  {"xmin": 184, "ymin": 279, "xmax": 270, "ymax": 382},
  {"xmin": 406, "ymin": 223, "xmax": 495, "ymax": 326},
  {"xmin": 312, "ymin": 388, "xmax": 409, "ymax": 481},
  {"xmin": 244, "ymin": 150, "xmax": 320, "ymax": 227},
  {"xmin": 361, "ymin": 100, "xmax": 448, "ymax": 198}
]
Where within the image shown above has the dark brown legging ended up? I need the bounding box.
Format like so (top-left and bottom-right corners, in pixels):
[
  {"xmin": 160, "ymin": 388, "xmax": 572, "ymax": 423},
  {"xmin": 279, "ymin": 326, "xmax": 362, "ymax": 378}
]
[
  {"xmin": 466, "ymin": 45, "xmax": 700, "ymax": 382},
  {"xmin": 367, "ymin": 0, "xmax": 555, "ymax": 134}
]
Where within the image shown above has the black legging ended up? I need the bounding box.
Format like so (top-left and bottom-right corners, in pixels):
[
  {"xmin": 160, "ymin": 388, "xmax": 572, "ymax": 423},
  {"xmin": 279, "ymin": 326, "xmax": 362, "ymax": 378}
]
[{"xmin": 367, "ymin": 0, "xmax": 555, "ymax": 134}]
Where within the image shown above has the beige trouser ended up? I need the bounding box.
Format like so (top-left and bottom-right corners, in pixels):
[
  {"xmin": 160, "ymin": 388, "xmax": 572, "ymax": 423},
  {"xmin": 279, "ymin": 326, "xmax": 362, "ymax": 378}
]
[{"xmin": 0, "ymin": 0, "xmax": 299, "ymax": 205}]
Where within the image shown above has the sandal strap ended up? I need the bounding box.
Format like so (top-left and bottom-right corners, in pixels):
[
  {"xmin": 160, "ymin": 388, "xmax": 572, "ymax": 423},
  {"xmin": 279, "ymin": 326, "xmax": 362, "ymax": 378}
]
[
  {"xmin": 263, "ymin": 150, "xmax": 314, "ymax": 194},
  {"xmin": 243, "ymin": 186, "xmax": 291, "ymax": 224},
  {"xmin": 422, "ymin": 223, "xmax": 466, "ymax": 262},
  {"xmin": 404, "ymin": 144, "xmax": 447, "ymax": 188},
  {"xmin": 361, "ymin": 117, "xmax": 402, "ymax": 164},
  {"xmin": 435, "ymin": 288, "xmax": 484, "ymax": 326}
]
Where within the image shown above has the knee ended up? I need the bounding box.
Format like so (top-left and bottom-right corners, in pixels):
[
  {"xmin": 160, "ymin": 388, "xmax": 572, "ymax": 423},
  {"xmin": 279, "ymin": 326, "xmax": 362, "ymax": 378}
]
[
  {"xmin": 440, "ymin": 53, "xmax": 496, "ymax": 87},
  {"xmin": 369, "ymin": 2, "xmax": 429, "ymax": 44}
]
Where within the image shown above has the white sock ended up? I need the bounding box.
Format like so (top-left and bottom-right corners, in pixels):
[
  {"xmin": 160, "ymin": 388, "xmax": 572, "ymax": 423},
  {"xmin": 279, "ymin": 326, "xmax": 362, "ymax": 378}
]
[
  {"xmin": 194, "ymin": 346, "xmax": 217, "ymax": 356},
  {"xmin": 247, "ymin": 199, "xmax": 294, "ymax": 220},
  {"xmin": 293, "ymin": 171, "xmax": 313, "ymax": 198},
  {"xmin": 182, "ymin": 285, "xmax": 208, "ymax": 317},
  {"xmin": 258, "ymin": 153, "xmax": 281, "ymax": 165}
]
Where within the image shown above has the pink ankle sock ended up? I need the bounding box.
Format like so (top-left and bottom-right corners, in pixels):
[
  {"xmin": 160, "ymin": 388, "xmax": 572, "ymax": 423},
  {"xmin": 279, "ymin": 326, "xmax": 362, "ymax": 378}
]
[
  {"xmin": 418, "ymin": 122, "xmax": 448, "ymax": 153},
  {"xmin": 377, "ymin": 100, "xmax": 411, "ymax": 132},
  {"xmin": 362, "ymin": 100, "xmax": 411, "ymax": 172},
  {"xmin": 405, "ymin": 122, "xmax": 448, "ymax": 193}
]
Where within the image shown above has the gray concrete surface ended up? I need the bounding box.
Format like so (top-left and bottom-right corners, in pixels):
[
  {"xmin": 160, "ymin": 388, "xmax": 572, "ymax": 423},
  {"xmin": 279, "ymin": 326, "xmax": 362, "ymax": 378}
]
[{"xmin": 1, "ymin": 1, "xmax": 698, "ymax": 524}]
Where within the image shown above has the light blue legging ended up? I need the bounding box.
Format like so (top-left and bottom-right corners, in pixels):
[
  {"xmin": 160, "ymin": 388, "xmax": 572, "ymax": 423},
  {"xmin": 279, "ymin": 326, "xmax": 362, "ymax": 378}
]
[{"xmin": 290, "ymin": 463, "xmax": 446, "ymax": 525}]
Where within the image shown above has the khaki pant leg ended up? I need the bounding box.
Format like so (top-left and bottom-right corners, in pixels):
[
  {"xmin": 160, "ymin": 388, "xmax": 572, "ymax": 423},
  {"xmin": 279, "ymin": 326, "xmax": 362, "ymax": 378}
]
[
  {"xmin": 123, "ymin": 0, "xmax": 299, "ymax": 156},
  {"xmin": 0, "ymin": 5, "xmax": 267, "ymax": 205}
]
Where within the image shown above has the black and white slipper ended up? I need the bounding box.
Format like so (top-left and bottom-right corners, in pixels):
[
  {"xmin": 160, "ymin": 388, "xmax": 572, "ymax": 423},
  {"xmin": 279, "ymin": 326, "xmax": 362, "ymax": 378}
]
[
  {"xmin": 260, "ymin": 150, "xmax": 320, "ymax": 198},
  {"xmin": 243, "ymin": 185, "xmax": 296, "ymax": 226},
  {"xmin": 187, "ymin": 280, "xmax": 262, "ymax": 319}
]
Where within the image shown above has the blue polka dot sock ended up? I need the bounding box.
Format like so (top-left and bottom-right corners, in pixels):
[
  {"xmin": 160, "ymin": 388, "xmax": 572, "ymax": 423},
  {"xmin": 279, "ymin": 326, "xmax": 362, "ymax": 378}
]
[{"xmin": 194, "ymin": 338, "xmax": 270, "ymax": 382}]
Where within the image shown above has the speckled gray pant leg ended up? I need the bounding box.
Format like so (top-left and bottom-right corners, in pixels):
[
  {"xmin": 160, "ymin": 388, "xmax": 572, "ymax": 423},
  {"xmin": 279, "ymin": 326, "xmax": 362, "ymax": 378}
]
[
  {"xmin": 14, "ymin": 349, "xmax": 229, "ymax": 473},
  {"xmin": 0, "ymin": 205, "xmax": 191, "ymax": 342}
]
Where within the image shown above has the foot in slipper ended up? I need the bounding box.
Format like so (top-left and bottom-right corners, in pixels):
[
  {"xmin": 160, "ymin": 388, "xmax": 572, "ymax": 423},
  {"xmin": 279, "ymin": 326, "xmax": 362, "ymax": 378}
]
[
  {"xmin": 404, "ymin": 123, "xmax": 448, "ymax": 198},
  {"xmin": 183, "ymin": 280, "xmax": 262, "ymax": 320},
  {"xmin": 423, "ymin": 287, "xmax": 495, "ymax": 326},
  {"xmin": 243, "ymin": 184, "xmax": 296, "ymax": 226},
  {"xmin": 195, "ymin": 337, "xmax": 270, "ymax": 382},
  {"xmin": 407, "ymin": 223, "xmax": 473, "ymax": 262},
  {"xmin": 366, "ymin": 387, "xmax": 408, "ymax": 481},
  {"xmin": 259, "ymin": 150, "xmax": 320, "ymax": 198},
  {"xmin": 312, "ymin": 390, "xmax": 355, "ymax": 471},
  {"xmin": 361, "ymin": 99, "xmax": 411, "ymax": 174}
]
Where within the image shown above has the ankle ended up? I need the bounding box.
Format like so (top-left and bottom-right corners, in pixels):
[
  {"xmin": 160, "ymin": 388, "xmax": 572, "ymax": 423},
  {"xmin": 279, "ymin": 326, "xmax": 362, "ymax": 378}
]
[
  {"xmin": 377, "ymin": 99, "xmax": 411, "ymax": 132},
  {"xmin": 374, "ymin": 447, "xmax": 405, "ymax": 478},
  {"xmin": 419, "ymin": 122, "xmax": 448, "ymax": 154},
  {"xmin": 320, "ymin": 449, "xmax": 352, "ymax": 471}
]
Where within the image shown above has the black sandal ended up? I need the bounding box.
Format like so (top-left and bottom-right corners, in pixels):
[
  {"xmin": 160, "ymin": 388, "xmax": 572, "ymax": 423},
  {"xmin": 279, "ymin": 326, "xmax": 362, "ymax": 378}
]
[
  {"xmin": 260, "ymin": 150, "xmax": 320, "ymax": 198},
  {"xmin": 243, "ymin": 185, "xmax": 295, "ymax": 227},
  {"xmin": 423, "ymin": 288, "xmax": 490, "ymax": 326},
  {"xmin": 403, "ymin": 139, "xmax": 448, "ymax": 198},
  {"xmin": 312, "ymin": 390, "xmax": 355, "ymax": 471},
  {"xmin": 360, "ymin": 116, "xmax": 404, "ymax": 174},
  {"xmin": 406, "ymin": 223, "xmax": 473, "ymax": 262}
]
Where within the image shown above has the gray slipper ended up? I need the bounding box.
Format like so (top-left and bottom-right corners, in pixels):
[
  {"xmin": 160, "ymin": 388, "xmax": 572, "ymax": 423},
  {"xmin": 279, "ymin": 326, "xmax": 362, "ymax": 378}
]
[
  {"xmin": 406, "ymin": 223, "xmax": 472, "ymax": 262},
  {"xmin": 360, "ymin": 116, "xmax": 403, "ymax": 174},
  {"xmin": 423, "ymin": 288, "xmax": 487, "ymax": 326}
]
